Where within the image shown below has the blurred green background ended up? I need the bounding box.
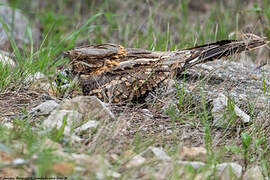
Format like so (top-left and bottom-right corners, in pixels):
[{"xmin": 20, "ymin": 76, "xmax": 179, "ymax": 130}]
[{"xmin": 5, "ymin": 0, "xmax": 270, "ymax": 50}]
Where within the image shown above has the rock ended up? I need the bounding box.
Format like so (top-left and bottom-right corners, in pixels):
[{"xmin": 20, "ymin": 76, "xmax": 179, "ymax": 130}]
[
  {"xmin": 148, "ymin": 147, "xmax": 171, "ymax": 161},
  {"xmin": 216, "ymin": 162, "xmax": 242, "ymax": 179},
  {"xmin": 42, "ymin": 96, "xmax": 115, "ymax": 138},
  {"xmin": 12, "ymin": 158, "xmax": 26, "ymax": 166},
  {"xmin": 177, "ymin": 160, "xmax": 205, "ymax": 169},
  {"xmin": 243, "ymin": 166, "xmax": 264, "ymax": 180},
  {"xmin": 0, "ymin": 6, "xmax": 28, "ymax": 48},
  {"xmin": 0, "ymin": 5, "xmax": 40, "ymax": 50},
  {"xmin": 179, "ymin": 146, "xmax": 207, "ymax": 162},
  {"xmin": 166, "ymin": 129, "xmax": 172, "ymax": 135},
  {"xmin": 157, "ymin": 60, "xmax": 270, "ymax": 130},
  {"xmin": 177, "ymin": 160, "xmax": 242, "ymax": 178},
  {"xmin": 108, "ymin": 171, "xmax": 121, "ymax": 178},
  {"xmin": 2, "ymin": 122, "xmax": 13, "ymax": 129},
  {"xmin": 60, "ymin": 96, "xmax": 115, "ymax": 121},
  {"xmin": 96, "ymin": 170, "xmax": 121, "ymax": 179},
  {"xmin": 74, "ymin": 120, "xmax": 99, "ymax": 135},
  {"xmin": 29, "ymin": 100, "xmax": 59, "ymax": 116},
  {"xmin": 126, "ymin": 155, "xmax": 146, "ymax": 168},
  {"xmin": 142, "ymin": 108, "xmax": 153, "ymax": 118},
  {"xmin": 0, "ymin": 51, "xmax": 16, "ymax": 68},
  {"xmin": 212, "ymin": 93, "xmax": 250, "ymax": 126},
  {"xmin": 219, "ymin": 165, "xmax": 239, "ymax": 180},
  {"xmin": 24, "ymin": 72, "xmax": 46, "ymax": 83},
  {"xmin": 43, "ymin": 110, "xmax": 83, "ymax": 136}
]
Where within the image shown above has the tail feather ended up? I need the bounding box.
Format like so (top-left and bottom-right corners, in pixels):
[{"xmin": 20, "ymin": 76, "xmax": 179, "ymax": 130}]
[{"xmin": 183, "ymin": 35, "xmax": 268, "ymax": 68}]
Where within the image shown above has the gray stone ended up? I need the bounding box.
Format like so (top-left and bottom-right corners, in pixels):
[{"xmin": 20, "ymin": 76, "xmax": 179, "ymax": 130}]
[
  {"xmin": 29, "ymin": 100, "xmax": 59, "ymax": 116},
  {"xmin": 142, "ymin": 108, "xmax": 153, "ymax": 118},
  {"xmin": 219, "ymin": 166, "xmax": 239, "ymax": 180},
  {"xmin": 0, "ymin": 50, "xmax": 16, "ymax": 68},
  {"xmin": 24, "ymin": 72, "xmax": 46, "ymax": 83},
  {"xmin": 149, "ymin": 146, "xmax": 171, "ymax": 161},
  {"xmin": 60, "ymin": 96, "xmax": 115, "ymax": 121},
  {"xmin": 12, "ymin": 158, "xmax": 26, "ymax": 166},
  {"xmin": 96, "ymin": 170, "xmax": 121, "ymax": 179},
  {"xmin": 177, "ymin": 160, "xmax": 205, "ymax": 169},
  {"xmin": 154, "ymin": 60, "xmax": 270, "ymax": 129},
  {"xmin": 41, "ymin": 96, "xmax": 115, "ymax": 138},
  {"xmin": 0, "ymin": 6, "xmax": 28, "ymax": 47},
  {"xmin": 243, "ymin": 166, "xmax": 264, "ymax": 180},
  {"xmin": 126, "ymin": 155, "xmax": 146, "ymax": 168},
  {"xmin": 212, "ymin": 93, "xmax": 250, "ymax": 126},
  {"xmin": 216, "ymin": 162, "xmax": 242, "ymax": 179},
  {"xmin": 2, "ymin": 121, "xmax": 13, "ymax": 129},
  {"xmin": 43, "ymin": 110, "xmax": 83, "ymax": 135},
  {"xmin": 0, "ymin": 5, "xmax": 40, "ymax": 50},
  {"xmin": 177, "ymin": 161, "xmax": 242, "ymax": 178},
  {"xmin": 74, "ymin": 120, "xmax": 99, "ymax": 135}
]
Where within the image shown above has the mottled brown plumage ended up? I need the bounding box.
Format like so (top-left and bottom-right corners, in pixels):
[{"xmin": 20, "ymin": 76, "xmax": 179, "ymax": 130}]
[{"xmin": 66, "ymin": 34, "xmax": 268, "ymax": 103}]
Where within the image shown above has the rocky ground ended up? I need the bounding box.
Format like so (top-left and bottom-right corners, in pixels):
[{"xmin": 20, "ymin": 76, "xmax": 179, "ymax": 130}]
[{"xmin": 0, "ymin": 0, "xmax": 270, "ymax": 179}]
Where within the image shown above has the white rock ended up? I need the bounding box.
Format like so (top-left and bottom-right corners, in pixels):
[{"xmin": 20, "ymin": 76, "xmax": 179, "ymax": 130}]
[
  {"xmin": 29, "ymin": 100, "xmax": 59, "ymax": 116},
  {"xmin": 70, "ymin": 135, "xmax": 83, "ymax": 143},
  {"xmin": 0, "ymin": 6, "xmax": 29, "ymax": 46},
  {"xmin": 2, "ymin": 122, "xmax": 13, "ymax": 129},
  {"xmin": 234, "ymin": 106, "xmax": 250, "ymax": 123},
  {"xmin": 0, "ymin": 51, "xmax": 16, "ymax": 68},
  {"xmin": 142, "ymin": 108, "xmax": 153, "ymax": 118},
  {"xmin": 60, "ymin": 96, "xmax": 115, "ymax": 121},
  {"xmin": 43, "ymin": 110, "xmax": 83, "ymax": 135},
  {"xmin": 216, "ymin": 162, "xmax": 242, "ymax": 179},
  {"xmin": 24, "ymin": 72, "xmax": 46, "ymax": 83},
  {"xmin": 177, "ymin": 160, "xmax": 242, "ymax": 178},
  {"xmin": 12, "ymin": 158, "xmax": 26, "ymax": 165},
  {"xmin": 212, "ymin": 93, "xmax": 250, "ymax": 125},
  {"xmin": 177, "ymin": 160, "xmax": 205, "ymax": 169},
  {"xmin": 96, "ymin": 170, "xmax": 121, "ymax": 179},
  {"xmin": 243, "ymin": 166, "xmax": 264, "ymax": 180},
  {"xmin": 126, "ymin": 155, "xmax": 146, "ymax": 168},
  {"xmin": 149, "ymin": 147, "xmax": 171, "ymax": 161},
  {"xmin": 74, "ymin": 120, "xmax": 99, "ymax": 134},
  {"xmin": 166, "ymin": 129, "xmax": 172, "ymax": 135},
  {"xmin": 107, "ymin": 170, "xmax": 121, "ymax": 178}
]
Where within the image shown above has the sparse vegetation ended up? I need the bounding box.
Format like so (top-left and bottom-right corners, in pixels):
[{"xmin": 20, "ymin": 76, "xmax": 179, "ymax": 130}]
[{"xmin": 0, "ymin": 0, "xmax": 270, "ymax": 179}]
